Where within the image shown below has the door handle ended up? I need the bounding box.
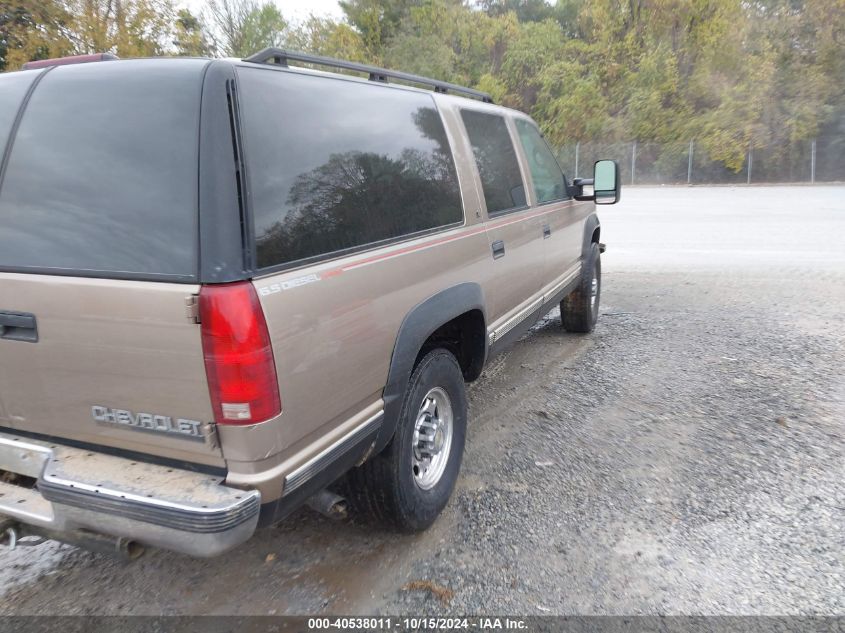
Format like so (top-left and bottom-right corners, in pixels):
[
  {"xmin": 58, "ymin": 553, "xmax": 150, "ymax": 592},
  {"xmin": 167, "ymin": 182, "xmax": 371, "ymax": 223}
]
[
  {"xmin": 492, "ymin": 240, "xmax": 505, "ymax": 259},
  {"xmin": 543, "ymin": 224, "xmax": 551, "ymax": 239},
  {"xmin": 0, "ymin": 311, "xmax": 38, "ymax": 342}
]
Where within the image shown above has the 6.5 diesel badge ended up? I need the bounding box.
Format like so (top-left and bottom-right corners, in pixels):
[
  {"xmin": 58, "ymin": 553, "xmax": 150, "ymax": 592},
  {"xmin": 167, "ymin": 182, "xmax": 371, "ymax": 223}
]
[{"xmin": 92, "ymin": 405, "xmax": 204, "ymax": 440}]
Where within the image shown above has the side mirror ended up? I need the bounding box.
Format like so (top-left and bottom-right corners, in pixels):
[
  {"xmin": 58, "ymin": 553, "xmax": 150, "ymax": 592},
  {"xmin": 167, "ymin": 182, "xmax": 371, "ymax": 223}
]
[
  {"xmin": 593, "ymin": 159, "xmax": 620, "ymax": 204},
  {"xmin": 571, "ymin": 159, "xmax": 621, "ymax": 205}
]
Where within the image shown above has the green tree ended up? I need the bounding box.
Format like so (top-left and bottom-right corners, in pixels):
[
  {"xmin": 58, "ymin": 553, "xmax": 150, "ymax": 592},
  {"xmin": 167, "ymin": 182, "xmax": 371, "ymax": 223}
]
[
  {"xmin": 1, "ymin": 1, "xmax": 70, "ymax": 71},
  {"xmin": 480, "ymin": 0, "xmax": 555, "ymax": 22},
  {"xmin": 173, "ymin": 8, "xmax": 214, "ymax": 57},
  {"xmin": 207, "ymin": 0, "xmax": 287, "ymax": 57},
  {"xmin": 62, "ymin": 0, "xmax": 176, "ymax": 57},
  {"xmin": 3, "ymin": 0, "xmax": 842, "ymax": 179},
  {"xmin": 339, "ymin": 0, "xmax": 463, "ymax": 54},
  {"xmin": 285, "ymin": 15, "xmax": 368, "ymax": 61},
  {"xmin": 2, "ymin": 0, "xmax": 174, "ymax": 70}
]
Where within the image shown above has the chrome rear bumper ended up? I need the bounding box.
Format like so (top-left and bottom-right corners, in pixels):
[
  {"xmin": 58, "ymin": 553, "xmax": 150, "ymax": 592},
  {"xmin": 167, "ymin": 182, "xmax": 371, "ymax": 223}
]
[{"xmin": 0, "ymin": 432, "xmax": 259, "ymax": 557}]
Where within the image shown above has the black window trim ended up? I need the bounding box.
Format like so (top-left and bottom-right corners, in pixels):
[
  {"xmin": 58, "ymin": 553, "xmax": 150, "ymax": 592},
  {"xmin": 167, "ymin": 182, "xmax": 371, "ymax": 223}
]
[
  {"xmin": 233, "ymin": 63, "xmax": 467, "ymax": 277},
  {"xmin": 486, "ymin": 203, "xmax": 531, "ymax": 219},
  {"xmin": 225, "ymin": 75, "xmax": 255, "ymax": 274},
  {"xmin": 0, "ymin": 61, "xmax": 211, "ymax": 284},
  {"xmin": 0, "ymin": 68, "xmax": 49, "ymax": 194},
  {"xmin": 0, "ymin": 264, "xmax": 197, "ymax": 283},
  {"xmin": 459, "ymin": 107, "xmax": 532, "ymax": 218},
  {"xmin": 513, "ymin": 115, "xmax": 573, "ymax": 206},
  {"xmin": 194, "ymin": 60, "xmax": 213, "ymax": 281}
]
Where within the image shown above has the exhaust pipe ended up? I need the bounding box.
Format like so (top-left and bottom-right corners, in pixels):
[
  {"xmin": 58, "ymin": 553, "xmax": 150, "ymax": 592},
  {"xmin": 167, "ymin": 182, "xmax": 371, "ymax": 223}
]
[
  {"xmin": 305, "ymin": 489, "xmax": 348, "ymax": 520},
  {"xmin": 115, "ymin": 537, "xmax": 146, "ymax": 561}
]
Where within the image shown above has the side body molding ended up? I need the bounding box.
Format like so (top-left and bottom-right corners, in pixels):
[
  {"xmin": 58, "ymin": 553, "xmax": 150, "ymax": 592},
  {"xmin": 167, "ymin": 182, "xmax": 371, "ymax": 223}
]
[{"xmin": 374, "ymin": 283, "xmax": 487, "ymax": 453}]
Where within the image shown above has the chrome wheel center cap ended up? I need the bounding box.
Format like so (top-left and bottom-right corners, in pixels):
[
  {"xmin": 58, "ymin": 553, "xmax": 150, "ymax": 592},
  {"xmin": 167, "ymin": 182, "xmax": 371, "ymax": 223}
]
[{"xmin": 433, "ymin": 427, "xmax": 445, "ymax": 453}]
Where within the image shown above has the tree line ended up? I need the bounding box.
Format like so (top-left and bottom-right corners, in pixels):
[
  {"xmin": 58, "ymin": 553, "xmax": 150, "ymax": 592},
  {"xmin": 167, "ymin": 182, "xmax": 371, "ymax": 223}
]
[{"xmin": 2, "ymin": 0, "xmax": 843, "ymax": 173}]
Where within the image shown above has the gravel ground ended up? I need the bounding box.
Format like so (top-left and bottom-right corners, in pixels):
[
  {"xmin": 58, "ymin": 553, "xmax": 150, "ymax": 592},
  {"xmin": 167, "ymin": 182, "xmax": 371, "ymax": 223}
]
[{"xmin": 1, "ymin": 186, "xmax": 843, "ymax": 615}]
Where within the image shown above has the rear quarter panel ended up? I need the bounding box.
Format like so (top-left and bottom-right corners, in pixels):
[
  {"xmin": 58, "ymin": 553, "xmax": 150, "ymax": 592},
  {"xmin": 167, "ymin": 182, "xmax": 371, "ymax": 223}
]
[{"xmin": 219, "ymin": 226, "xmax": 491, "ymax": 492}]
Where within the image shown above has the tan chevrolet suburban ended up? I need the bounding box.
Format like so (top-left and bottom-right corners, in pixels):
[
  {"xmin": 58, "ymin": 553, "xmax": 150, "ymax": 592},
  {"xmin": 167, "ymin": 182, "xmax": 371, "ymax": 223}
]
[{"xmin": 0, "ymin": 49, "xmax": 620, "ymax": 558}]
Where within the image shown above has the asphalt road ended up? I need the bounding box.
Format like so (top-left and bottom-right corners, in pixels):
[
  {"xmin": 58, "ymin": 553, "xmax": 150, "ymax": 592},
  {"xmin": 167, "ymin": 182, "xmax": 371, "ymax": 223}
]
[{"xmin": 1, "ymin": 185, "xmax": 843, "ymax": 615}]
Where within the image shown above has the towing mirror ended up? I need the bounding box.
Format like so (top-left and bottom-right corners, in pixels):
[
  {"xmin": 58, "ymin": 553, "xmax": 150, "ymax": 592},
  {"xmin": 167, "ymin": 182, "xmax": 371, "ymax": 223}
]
[
  {"xmin": 572, "ymin": 159, "xmax": 621, "ymax": 205},
  {"xmin": 593, "ymin": 159, "xmax": 620, "ymax": 204}
]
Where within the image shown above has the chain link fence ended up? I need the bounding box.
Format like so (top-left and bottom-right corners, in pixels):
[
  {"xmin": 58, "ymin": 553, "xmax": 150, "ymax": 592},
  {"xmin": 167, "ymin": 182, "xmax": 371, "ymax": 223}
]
[{"xmin": 554, "ymin": 136, "xmax": 844, "ymax": 185}]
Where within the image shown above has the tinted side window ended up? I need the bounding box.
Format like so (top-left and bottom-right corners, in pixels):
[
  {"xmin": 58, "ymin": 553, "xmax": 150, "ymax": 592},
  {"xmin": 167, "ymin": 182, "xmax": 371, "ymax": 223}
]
[
  {"xmin": 515, "ymin": 119, "xmax": 569, "ymax": 203},
  {"xmin": 237, "ymin": 67, "xmax": 464, "ymax": 269},
  {"xmin": 0, "ymin": 60, "xmax": 205, "ymax": 278},
  {"xmin": 0, "ymin": 70, "xmax": 40, "ymax": 160},
  {"xmin": 460, "ymin": 110, "xmax": 526, "ymax": 214}
]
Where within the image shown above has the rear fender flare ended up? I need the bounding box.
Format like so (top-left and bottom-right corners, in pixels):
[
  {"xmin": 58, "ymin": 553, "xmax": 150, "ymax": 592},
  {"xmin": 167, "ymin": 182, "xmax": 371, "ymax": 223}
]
[
  {"xmin": 373, "ymin": 283, "xmax": 487, "ymax": 453},
  {"xmin": 582, "ymin": 214, "xmax": 601, "ymax": 261}
]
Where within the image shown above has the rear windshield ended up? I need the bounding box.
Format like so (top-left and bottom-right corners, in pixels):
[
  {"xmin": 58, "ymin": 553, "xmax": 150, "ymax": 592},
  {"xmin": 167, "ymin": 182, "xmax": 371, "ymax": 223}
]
[{"xmin": 0, "ymin": 60, "xmax": 206, "ymax": 280}]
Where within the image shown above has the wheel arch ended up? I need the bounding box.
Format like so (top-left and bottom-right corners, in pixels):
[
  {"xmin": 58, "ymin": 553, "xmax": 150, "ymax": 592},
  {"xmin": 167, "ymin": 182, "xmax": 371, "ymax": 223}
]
[
  {"xmin": 582, "ymin": 213, "xmax": 601, "ymax": 261},
  {"xmin": 373, "ymin": 283, "xmax": 487, "ymax": 453}
]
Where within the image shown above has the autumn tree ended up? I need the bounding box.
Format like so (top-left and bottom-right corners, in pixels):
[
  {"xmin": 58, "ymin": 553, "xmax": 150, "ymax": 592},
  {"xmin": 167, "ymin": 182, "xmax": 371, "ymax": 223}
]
[
  {"xmin": 206, "ymin": 0, "xmax": 287, "ymax": 57},
  {"xmin": 285, "ymin": 15, "xmax": 367, "ymax": 61},
  {"xmin": 2, "ymin": 0, "xmax": 842, "ymax": 178},
  {"xmin": 61, "ymin": 0, "xmax": 175, "ymax": 57},
  {"xmin": 1, "ymin": 1, "xmax": 70, "ymax": 70},
  {"xmin": 174, "ymin": 8, "xmax": 214, "ymax": 57}
]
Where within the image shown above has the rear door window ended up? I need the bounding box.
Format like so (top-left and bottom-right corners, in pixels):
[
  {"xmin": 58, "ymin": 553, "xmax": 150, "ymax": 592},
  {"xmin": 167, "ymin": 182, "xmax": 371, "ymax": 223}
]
[
  {"xmin": 0, "ymin": 60, "xmax": 206, "ymax": 280},
  {"xmin": 460, "ymin": 109, "xmax": 526, "ymax": 215},
  {"xmin": 515, "ymin": 119, "xmax": 569, "ymax": 203},
  {"xmin": 236, "ymin": 67, "xmax": 465, "ymax": 269}
]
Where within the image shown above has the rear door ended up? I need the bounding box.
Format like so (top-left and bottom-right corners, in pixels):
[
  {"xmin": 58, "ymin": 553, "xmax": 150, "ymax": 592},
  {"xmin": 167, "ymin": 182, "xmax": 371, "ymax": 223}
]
[
  {"xmin": 0, "ymin": 60, "xmax": 223, "ymax": 465},
  {"xmin": 458, "ymin": 108, "xmax": 545, "ymax": 337}
]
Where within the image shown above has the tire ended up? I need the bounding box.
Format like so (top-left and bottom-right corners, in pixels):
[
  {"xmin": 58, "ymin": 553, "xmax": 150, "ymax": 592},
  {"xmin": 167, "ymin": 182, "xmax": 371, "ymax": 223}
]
[
  {"xmin": 345, "ymin": 348, "xmax": 467, "ymax": 532},
  {"xmin": 561, "ymin": 241, "xmax": 601, "ymax": 333}
]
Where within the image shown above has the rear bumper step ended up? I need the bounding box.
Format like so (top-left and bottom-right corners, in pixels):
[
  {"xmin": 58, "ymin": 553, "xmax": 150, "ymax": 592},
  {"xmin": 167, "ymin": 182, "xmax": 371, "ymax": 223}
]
[{"xmin": 0, "ymin": 432, "xmax": 259, "ymax": 557}]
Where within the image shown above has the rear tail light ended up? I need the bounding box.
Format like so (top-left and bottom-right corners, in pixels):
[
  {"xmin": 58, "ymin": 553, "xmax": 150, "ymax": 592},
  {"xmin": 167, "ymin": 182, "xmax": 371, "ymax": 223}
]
[{"xmin": 199, "ymin": 281, "xmax": 281, "ymax": 425}]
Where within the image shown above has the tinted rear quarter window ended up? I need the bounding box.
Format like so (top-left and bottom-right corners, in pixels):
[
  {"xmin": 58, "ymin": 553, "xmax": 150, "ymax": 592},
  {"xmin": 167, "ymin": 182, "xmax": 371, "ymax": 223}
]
[
  {"xmin": 460, "ymin": 110, "xmax": 526, "ymax": 215},
  {"xmin": 236, "ymin": 67, "xmax": 464, "ymax": 269},
  {"xmin": 0, "ymin": 60, "xmax": 206, "ymax": 279}
]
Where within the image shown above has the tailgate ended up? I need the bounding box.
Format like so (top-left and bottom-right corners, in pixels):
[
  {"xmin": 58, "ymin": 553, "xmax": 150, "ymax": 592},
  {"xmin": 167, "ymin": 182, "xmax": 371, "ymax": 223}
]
[
  {"xmin": 0, "ymin": 59, "xmax": 222, "ymax": 465},
  {"xmin": 0, "ymin": 274, "xmax": 222, "ymax": 465}
]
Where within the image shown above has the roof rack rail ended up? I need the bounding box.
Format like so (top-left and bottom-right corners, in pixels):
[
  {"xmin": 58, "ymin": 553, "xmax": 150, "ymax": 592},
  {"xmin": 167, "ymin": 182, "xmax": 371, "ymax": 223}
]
[
  {"xmin": 242, "ymin": 48, "xmax": 494, "ymax": 103},
  {"xmin": 22, "ymin": 53, "xmax": 118, "ymax": 70}
]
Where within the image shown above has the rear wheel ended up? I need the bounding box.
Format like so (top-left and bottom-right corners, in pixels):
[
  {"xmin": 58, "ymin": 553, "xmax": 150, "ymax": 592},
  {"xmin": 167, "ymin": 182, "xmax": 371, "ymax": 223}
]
[
  {"xmin": 345, "ymin": 349, "xmax": 467, "ymax": 531},
  {"xmin": 561, "ymin": 242, "xmax": 601, "ymax": 333}
]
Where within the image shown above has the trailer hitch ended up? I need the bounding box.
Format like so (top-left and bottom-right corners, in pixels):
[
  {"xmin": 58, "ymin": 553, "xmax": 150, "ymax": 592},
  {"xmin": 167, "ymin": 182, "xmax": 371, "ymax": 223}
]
[{"xmin": 1, "ymin": 523, "xmax": 46, "ymax": 550}]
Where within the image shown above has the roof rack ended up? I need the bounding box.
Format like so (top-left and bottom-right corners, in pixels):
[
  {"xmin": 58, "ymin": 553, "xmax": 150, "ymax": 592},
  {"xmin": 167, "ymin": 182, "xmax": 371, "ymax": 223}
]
[{"xmin": 242, "ymin": 48, "xmax": 494, "ymax": 103}]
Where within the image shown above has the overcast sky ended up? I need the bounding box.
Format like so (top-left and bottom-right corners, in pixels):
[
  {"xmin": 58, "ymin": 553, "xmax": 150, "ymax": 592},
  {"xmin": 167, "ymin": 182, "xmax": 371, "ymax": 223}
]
[{"xmin": 181, "ymin": 0, "xmax": 344, "ymax": 22}]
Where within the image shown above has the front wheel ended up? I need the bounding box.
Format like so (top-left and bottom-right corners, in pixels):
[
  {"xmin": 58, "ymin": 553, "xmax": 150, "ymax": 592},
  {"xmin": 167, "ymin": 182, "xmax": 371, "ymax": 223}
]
[
  {"xmin": 345, "ymin": 348, "xmax": 467, "ymax": 531},
  {"xmin": 561, "ymin": 242, "xmax": 601, "ymax": 333}
]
